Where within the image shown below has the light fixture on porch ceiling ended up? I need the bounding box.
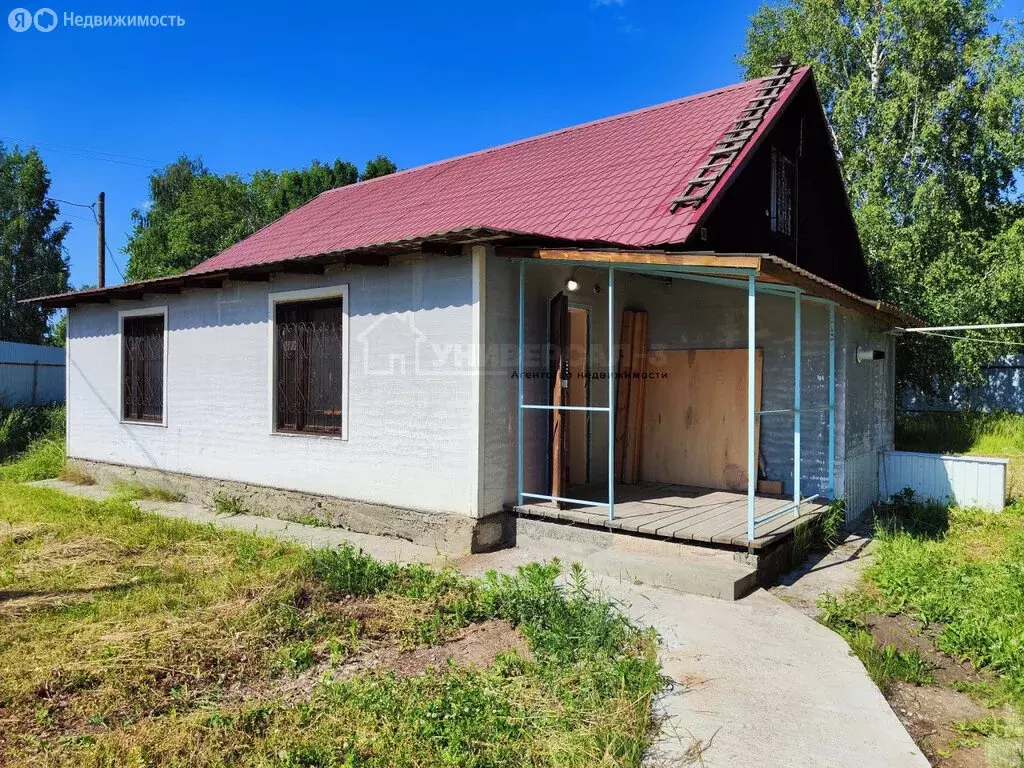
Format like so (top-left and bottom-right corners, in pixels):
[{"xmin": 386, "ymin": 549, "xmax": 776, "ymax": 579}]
[{"xmin": 565, "ymin": 270, "xmax": 580, "ymax": 293}]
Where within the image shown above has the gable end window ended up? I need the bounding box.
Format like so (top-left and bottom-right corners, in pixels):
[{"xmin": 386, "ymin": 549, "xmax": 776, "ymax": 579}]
[
  {"xmin": 274, "ymin": 297, "xmax": 345, "ymax": 435},
  {"xmin": 122, "ymin": 313, "xmax": 165, "ymax": 423},
  {"xmin": 770, "ymin": 146, "xmax": 795, "ymax": 237}
]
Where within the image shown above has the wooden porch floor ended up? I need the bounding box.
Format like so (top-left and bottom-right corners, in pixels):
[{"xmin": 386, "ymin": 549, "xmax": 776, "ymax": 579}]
[{"xmin": 515, "ymin": 483, "xmax": 828, "ymax": 550}]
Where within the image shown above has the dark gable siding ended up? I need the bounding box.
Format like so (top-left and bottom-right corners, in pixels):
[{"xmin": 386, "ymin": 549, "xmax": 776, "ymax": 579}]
[{"xmin": 688, "ymin": 82, "xmax": 875, "ymax": 299}]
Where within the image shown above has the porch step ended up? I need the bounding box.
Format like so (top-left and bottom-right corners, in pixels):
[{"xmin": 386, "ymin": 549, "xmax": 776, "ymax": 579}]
[{"xmin": 514, "ymin": 515, "xmax": 759, "ymax": 600}]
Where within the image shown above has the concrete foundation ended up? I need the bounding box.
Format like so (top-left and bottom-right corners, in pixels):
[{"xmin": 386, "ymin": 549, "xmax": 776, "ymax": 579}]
[{"xmin": 67, "ymin": 458, "xmax": 505, "ymax": 555}]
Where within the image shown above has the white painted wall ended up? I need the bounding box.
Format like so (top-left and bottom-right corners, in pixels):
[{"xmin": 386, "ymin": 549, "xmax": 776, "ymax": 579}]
[
  {"xmin": 0, "ymin": 340, "xmax": 65, "ymax": 407},
  {"xmin": 67, "ymin": 254, "xmax": 479, "ymax": 516}
]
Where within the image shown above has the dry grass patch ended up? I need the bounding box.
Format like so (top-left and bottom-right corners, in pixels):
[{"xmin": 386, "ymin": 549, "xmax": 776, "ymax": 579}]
[{"xmin": 0, "ymin": 482, "xmax": 662, "ymax": 767}]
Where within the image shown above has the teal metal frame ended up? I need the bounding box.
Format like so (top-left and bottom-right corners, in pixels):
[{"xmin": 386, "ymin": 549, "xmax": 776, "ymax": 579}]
[{"xmin": 514, "ymin": 257, "xmax": 838, "ymax": 546}]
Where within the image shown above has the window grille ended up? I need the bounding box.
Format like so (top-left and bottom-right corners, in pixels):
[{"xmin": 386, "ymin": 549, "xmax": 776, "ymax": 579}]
[
  {"xmin": 771, "ymin": 147, "xmax": 795, "ymax": 236},
  {"xmin": 275, "ymin": 298, "xmax": 345, "ymax": 435},
  {"xmin": 122, "ymin": 315, "xmax": 164, "ymax": 422}
]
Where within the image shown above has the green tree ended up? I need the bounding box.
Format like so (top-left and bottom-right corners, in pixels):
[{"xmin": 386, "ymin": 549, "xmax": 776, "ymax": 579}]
[
  {"xmin": 361, "ymin": 154, "xmax": 398, "ymax": 180},
  {"xmin": 0, "ymin": 143, "xmax": 70, "ymax": 344},
  {"xmin": 125, "ymin": 155, "xmax": 394, "ymax": 280},
  {"xmin": 741, "ymin": 0, "xmax": 1024, "ymax": 389}
]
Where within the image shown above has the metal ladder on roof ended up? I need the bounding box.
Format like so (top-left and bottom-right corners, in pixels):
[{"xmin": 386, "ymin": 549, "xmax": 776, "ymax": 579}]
[{"xmin": 670, "ymin": 59, "xmax": 798, "ymax": 213}]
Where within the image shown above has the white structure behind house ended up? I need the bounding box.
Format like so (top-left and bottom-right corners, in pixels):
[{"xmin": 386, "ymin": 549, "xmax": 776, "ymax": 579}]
[{"xmin": 0, "ymin": 340, "xmax": 65, "ymax": 408}]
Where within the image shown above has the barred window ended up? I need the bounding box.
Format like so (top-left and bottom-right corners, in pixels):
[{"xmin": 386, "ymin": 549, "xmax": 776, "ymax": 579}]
[
  {"xmin": 122, "ymin": 314, "xmax": 164, "ymax": 423},
  {"xmin": 770, "ymin": 147, "xmax": 795, "ymax": 236},
  {"xmin": 275, "ymin": 298, "xmax": 345, "ymax": 435}
]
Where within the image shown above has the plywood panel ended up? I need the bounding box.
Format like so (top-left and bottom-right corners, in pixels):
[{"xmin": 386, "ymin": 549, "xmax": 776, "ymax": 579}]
[
  {"xmin": 614, "ymin": 310, "xmax": 647, "ymax": 484},
  {"xmin": 567, "ymin": 307, "xmax": 589, "ymax": 486},
  {"xmin": 640, "ymin": 349, "xmax": 762, "ymax": 492}
]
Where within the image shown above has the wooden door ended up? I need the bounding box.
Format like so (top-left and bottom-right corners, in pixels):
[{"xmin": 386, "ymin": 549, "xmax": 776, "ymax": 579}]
[{"xmin": 549, "ymin": 293, "xmax": 570, "ymax": 502}]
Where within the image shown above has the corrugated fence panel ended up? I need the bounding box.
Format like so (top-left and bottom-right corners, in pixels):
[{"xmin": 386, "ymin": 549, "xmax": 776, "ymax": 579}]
[
  {"xmin": 844, "ymin": 451, "xmax": 878, "ymax": 522},
  {"xmin": 880, "ymin": 451, "xmax": 1007, "ymax": 511},
  {"xmin": 0, "ymin": 341, "xmax": 65, "ymax": 408}
]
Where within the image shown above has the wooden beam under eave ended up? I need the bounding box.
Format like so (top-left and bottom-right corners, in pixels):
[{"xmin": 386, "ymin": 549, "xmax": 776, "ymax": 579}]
[
  {"xmin": 344, "ymin": 253, "xmax": 389, "ymax": 267},
  {"xmin": 758, "ymin": 259, "xmax": 907, "ymax": 324},
  {"xmin": 183, "ymin": 272, "xmax": 229, "ymax": 290},
  {"xmin": 277, "ymin": 262, "xmax": 327, "ymax": 275},
  {"xmin": 533, "ymin": 249, "xmax": 762, "ymax": 270},
  {"xmin": 229, "ymin": 270, "xmax": 271, "ymax": 282}
]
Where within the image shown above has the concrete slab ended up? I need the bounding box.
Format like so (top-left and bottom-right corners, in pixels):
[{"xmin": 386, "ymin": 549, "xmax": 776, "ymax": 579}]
[{"xmin": 514, "ymin": 516, "xmax": 758, "ymax": 600}]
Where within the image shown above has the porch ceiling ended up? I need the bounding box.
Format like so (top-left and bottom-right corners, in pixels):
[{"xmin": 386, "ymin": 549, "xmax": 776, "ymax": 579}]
[{"xmin": 506, "ymin": 247, "xmax": 919, "ymax": 328}]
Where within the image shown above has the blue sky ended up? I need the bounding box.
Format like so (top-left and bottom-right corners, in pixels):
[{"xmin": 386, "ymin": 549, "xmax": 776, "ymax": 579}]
[{"xmin": 2, "ymin": 0, "xmax": 1023, "ymax": 292}]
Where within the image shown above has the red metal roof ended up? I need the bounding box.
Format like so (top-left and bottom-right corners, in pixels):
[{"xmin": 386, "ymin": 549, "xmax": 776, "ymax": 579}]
[{"xmin": 190, "ymin": 68, "xmax": 811, "ymax": 274}]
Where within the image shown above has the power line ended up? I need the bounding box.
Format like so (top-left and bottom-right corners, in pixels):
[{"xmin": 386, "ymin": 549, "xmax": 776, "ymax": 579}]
[
  {"xmin": 901, "ymin": 322, "xmax": 1024, "ymax": 332},
  {"xmin": 42, "ymin": 195, "xmax": 128, "ymax": 282},
  {"xmin": 2, "ymin": 135, "xmax": 163, "ymax": 169},
  {"xmin": 46, "ymin": 196, "xmax": 96, "ymax": 210},
  {"xmin": 914, "ymin": 329, "xmax": 1024, "ymax": 346}
]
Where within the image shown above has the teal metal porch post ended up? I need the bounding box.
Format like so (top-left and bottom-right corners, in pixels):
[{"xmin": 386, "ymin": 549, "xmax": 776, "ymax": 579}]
[
  {"xmin": 793, "ymin": 291, "xmax": 802, "ymax": 516},
  {"xmin": 608, "ymin": 266, "xmax": 616, "ymax": 521},
  {"xmin": 747, "ymin": 275, "xmax": 756, "ymax": 544},
  {"xmin": 517, "ymin": 260, "xmax": 525, "ymax": 507}
]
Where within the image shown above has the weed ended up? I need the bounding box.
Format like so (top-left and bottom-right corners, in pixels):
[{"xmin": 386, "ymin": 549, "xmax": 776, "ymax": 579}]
[
  {"xmin": 277, "ymin": 641, "xmax": 318, "ymax": 674},
  {"xmin": 281, "ymin": 512, "xmax": 327, "ymax": 527},
  {"xmin": 113, "ymin": 481, "xmax": 185, "ymax": 503},
  {"xmin": 57, "ymin": 463, "xmax": 94, "ymax": 486},
  {"xmin": 213, "ymin": 492, "xmax": 248, "ymax": 516},
  {"xmin": 821, "ymin": 498, "xmax": 847, "ymax": 548},
  {"xmin": 952, "ymin": 716, "xmax": 1013, "ymax": 739}
]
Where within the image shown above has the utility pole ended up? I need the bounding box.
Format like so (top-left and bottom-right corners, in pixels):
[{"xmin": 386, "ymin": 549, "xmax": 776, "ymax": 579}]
[{"xmin": 97, "ymin": 191, "xmax": 105, "ymax": 288}]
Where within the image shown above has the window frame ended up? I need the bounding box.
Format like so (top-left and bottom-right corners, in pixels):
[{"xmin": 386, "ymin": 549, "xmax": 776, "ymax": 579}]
[
  {"xmin": 267, "ymin": 285, "xmax": 350, "ymax": 441},
  {"xmin": 118, "ymin": 306, "xmax": 169, "ymax": 427}
]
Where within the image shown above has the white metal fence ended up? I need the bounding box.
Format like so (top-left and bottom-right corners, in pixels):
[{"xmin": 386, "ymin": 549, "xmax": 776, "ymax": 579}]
[
  {"xmin": 879, "ymin": 450, "xmax": 1007, "ymax": 511},
  {"xmin": 0, "ymin": 341, "xmax": 65, "ymax": 407}
]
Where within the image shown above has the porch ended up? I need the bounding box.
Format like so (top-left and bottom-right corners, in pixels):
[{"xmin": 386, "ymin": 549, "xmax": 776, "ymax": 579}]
[
  {"xmin": 514, "ymin": 483, "xmax": 829, "ymax": 550},
  {"xmin": 512, "ymin": 250, "xmax": 846, "ymax": 553}
]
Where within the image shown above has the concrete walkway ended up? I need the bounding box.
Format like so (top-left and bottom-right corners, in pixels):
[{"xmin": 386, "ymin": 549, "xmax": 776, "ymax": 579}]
[{"xmin": 27, "ymin": 480, "xmax": 928, "ymax": 768}]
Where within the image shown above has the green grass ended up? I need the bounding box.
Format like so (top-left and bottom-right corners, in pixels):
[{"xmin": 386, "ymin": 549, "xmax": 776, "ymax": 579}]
[
  {"xmin": 896, "ymin": 410, "xmax": 1024, "ymax": 498},
  {"xmin": 0, "ymin": 406, "xmax": 66, "ymax": 483},
  {"xmin": 818, "ymin": 492, "xmax": 1024, "ymax": 710},
  {"xmin": 0, "ymin": 481, "xmax": 662, "ymax": 767},
  {"xmin": 0, "ymin": 405, "xmax": 65, "ymax": 462}
]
